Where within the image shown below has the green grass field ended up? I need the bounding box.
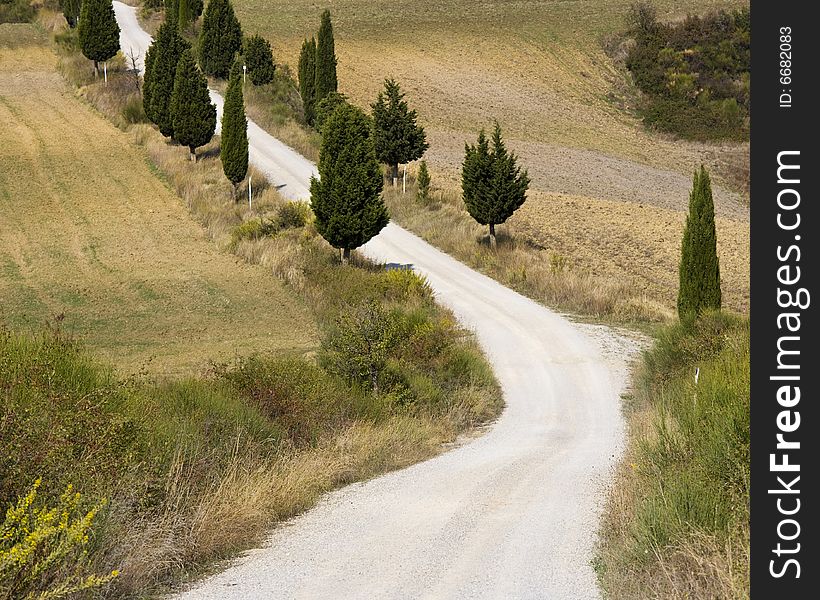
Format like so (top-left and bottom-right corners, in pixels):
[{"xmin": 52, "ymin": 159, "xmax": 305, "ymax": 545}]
[{"xmin": 0, "ymin": 27, "xmax": 317, "ymax": 375}]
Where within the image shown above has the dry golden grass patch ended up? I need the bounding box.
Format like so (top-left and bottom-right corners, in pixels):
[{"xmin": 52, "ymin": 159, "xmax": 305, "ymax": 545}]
[{"xmin": 0, "ymin": 41, "xmax": 317, "ymax": 375}]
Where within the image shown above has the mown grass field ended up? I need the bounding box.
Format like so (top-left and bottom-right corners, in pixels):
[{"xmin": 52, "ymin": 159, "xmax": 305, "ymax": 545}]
[{"xmin": 0, "ymin": 27, "xmax": 317, "ymax": 375}]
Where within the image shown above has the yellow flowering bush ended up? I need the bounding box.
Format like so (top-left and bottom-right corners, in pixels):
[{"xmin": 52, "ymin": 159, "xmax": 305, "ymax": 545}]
[{"xmin": 0, "ymin": 479, "xmax": 118, "ymax": 600}]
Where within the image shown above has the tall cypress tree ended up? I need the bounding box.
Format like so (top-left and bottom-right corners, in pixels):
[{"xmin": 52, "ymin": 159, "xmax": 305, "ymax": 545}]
[
  {"xmin": 78, "ymin": 0, "xmax": 120, "ymax": 78},
  {"xmin": 60, "ymin": 0, "xmax": 81, "ymax": 28},
  {"xmin": 170, "ymin": 49, "xmax": 216, "ymax": 162},
  {"xmin": 221, "ymin": 60, "xmax": 249, "ymax": 198},
  {"xmin": 677, "ymin": 165, "xmax": 722, "ymax": 320},
  {"xmin": 198, "ymin": 0, "xmax": 243, "ymax": 78},
  {"xmin": 298, "ymin": 37, "xmax": 317, "ymax": 126},
  {"xmin": 371, "ymin": 78, "xmax": 429, "ymax": 185},
  {"xmin": 146, "ymin": 16, "xmax": 190, "ymax": 138},
  {"xmin": 462, "ymin": 122, "xmax": 529, "ymax": 246},
  {"xmin": 310, "ymin": 104, "xmax": 388, "ymax": 263},
  {"xmin": 314, "ymin": 9, "xmax": 337, "ymax": 106}
]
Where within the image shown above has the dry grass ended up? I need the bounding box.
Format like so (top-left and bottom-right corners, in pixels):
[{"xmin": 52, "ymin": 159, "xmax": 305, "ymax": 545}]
[
  {"xmin": 0, "ymin": 37, "xmax": 317, "ymax": 375},
  {"xmin": 385, "ymin": 166, "xmax": 748, "ymax": 321}
]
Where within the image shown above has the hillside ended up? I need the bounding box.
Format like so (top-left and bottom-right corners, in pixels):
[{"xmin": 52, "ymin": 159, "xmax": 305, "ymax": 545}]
[
  {"xmin": 232, "ymin": 0, "xmax": 750, "ymax": 317},
  {"xmin": 0, "ymin": 26, "xmax": 316, "ymax": 374}
]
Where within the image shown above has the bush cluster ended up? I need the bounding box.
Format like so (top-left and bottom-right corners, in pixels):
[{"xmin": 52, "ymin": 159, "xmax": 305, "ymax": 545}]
[{"xmin": 625, "ymin": 3, "xmax": 750, "ymax": 141}]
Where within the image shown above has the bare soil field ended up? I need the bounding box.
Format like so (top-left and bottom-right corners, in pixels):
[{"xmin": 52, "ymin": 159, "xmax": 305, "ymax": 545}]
[
  {"xmin": 510, "ymin": 191, "xmax": 750, "ymax": 313},
  {"xmin": 0, "ymin": 30, "xmax": 317, "ymax": 375}
]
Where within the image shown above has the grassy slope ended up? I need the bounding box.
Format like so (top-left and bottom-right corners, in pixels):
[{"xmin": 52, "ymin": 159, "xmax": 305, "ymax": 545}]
[
  {"xmin": 596, "ymin": 312, "xmax": 749, "ymax": 598},
  {"xmin": 0, "ymin": 28, "xmax": 316, "ymax": 375}
]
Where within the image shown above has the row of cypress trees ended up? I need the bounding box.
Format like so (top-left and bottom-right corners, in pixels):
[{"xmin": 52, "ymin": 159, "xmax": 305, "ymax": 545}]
[{"xmin": 298, "ymin": 10, "xmax": 337, "ymax": 126}]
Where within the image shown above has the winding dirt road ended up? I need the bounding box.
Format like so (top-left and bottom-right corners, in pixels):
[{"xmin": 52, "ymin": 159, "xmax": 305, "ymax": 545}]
[{"xmin": 114, "ymin": 4, "xmax": 634, "ymax": 597}]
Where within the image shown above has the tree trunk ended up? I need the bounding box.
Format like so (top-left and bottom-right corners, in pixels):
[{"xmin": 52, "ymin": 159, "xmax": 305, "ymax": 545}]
[
  {"xmin": 189, "ymin": 147, "xmax": 197, "ymax": 163},
  {"xmin": 232, "ymin": 182, "xmax": 239, "ymax": 202},
  {"xmin": 93, "ymin": 60, "xmax": 99, "ymax": 79},
  {"xmin": 489, "ymin": 223, "xmax": 497, "ymax": 249},
  {"xmin": 341, "ymin": 247, "xmax": 351, "ymax": 264},
  {"xmin": 391, "ymin": 163, "xmax": 399, "ymax": 187}
]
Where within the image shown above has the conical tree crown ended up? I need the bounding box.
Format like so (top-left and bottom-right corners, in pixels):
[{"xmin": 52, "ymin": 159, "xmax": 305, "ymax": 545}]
[
  {"xmin": 462, "ymin": 122, "xmax": 529, "ymax": 228},
  {"xmin": 243, "ymin": 35, "xmax": 276, "ymax": 86},
  {"xmin": 78, "ymin": 0, "xmax": 120, "ymax": 64},
  {"xmin": 371, "ymin": 78, "xmax": 428, "ymax": 168},
  {"xmin": 171, "ymin": 49, "xmax": 216, "ymax": 153},
  {"xmin": 221, "ymin": 60, "xmax": 249, "ymax": 187},
  {"xmin": 310, "ymin": 104, "xmax": 388, "ymax": 253},
  {"xmin": 298, "ymin": 37, "xmax": 317, "ymax": 125},
  {"xmin": 315, "ymin": 9, "xmax": 338, "ymax": 105},
  {"xmin": 146, "ymin": 17, "xmax": 190, "ymax": 138},
  {"xmin": 678, "ymin": 165, "xmax": 722, "ymax": 320},
  {"xmin": 198, "ymin": 0, "xmax": 243, "ymax": 78}
]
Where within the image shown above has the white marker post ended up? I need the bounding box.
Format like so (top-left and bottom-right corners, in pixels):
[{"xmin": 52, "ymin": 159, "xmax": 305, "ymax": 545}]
[
  {"xmin": 248, "ymin": 175, "xmax": 253, "ymax": 210},
  {"xmin": 104, "ymin": 62, "xmax": 108, "ymax": 84},
  {"xmin": 243, "ymin": 64, "xmax": 247, "ymax": 85},
  {"xmin": 403, "ymin": 165, "xmax": 407, "ymax": 194}
]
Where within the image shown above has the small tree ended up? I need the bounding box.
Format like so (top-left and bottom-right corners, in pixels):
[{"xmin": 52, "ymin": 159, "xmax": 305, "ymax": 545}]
[
  {"xmin": 221, "ymin": 61, "xmax": 249, "ymax": 198},
  {"xmin": 314, "ymin": 91, "xmax": 349, "ymax": 132},
  {"xmin": 677, "ymin": 165, "xmax": 721, "ymax": 320},
  {"xmin": 59, "ymin": 0, "xmax": 81, "ymax": 28},
  {"xmin": 371, "ymin": 78, "xmax": 428, "ymax": 186},
  {"xmin": 416, "ymin": 160, "xmax": 431, "ymax": 203},
  {"xmin": 198, "ymin": 0, "xmax": 243, "ymax": 78},
  {"xmin": 78, "ymin": 0, "xmax": 120, "ymax": 78},
  {"xmin": 243, "ymin": 35, "xmax": 276, "ymax": 85},
  {"xmin": 462, "ymin": 122, "xmax": 530, "ymax": 246},
  {"xmin": 145, "ymin": 17, "xmax": 190, "ymax": 138},
  {"xmin": 310, "ymin": 104, "xmax": 388, "ymax": 263},
  {"xmin": 298, "ymin": 37, "xmax": 317, "ymax": 125},
  {"xmin": 170, "ymin": 49, "xmax": 216, "ymax": 162},
  {"xmin": 314, "ymin": 9, "xmax": 337, "ymax": 106}
]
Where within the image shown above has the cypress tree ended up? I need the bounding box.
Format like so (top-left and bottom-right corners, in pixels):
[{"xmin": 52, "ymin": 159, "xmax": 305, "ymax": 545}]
[
  {"xmin": 462, "ymin": 122, "xmax": 530, "ymax": 246},
  {"xmin": 298, "ymin": 37, "xmax": 317, "ymax": 126},
  {"xmin": 314, "ymin": 9, "xmax": 337, "ymax": 105},
  {"xmin": 314, "ymin": 91, "xmax": 349, "ymax": 132},
  {"xmin": 146, "ymin": 16, "xmax": 190, "ymax": 138},
  {"xmin": 677, "ymin": 165, "xmax": 722, "ymax": 320},
  {"xmin": 310, "ymin": 104, "xmax": 388, "ymax": 263},
  {"xmin": 170, "ymin": 49, "xmax": 217, "ymax": 162},
  {"xmin": 371, "ymin": 78, "xmax": 428, "ymax": 185},
  {"xmin": 60, "ymin": 0, "xmax": 81, "ymax": 28},
  {"xmin": 243, "ymin": 35, "xmax": 276, "ymax": 86},
  {"xmin": 178, "ymin": 0, "xmax": 191, "ymax": 30},
  {"xmin": 221, "ymin": 60, "xmax": 249, "ymax": 198},
  {"xmin": 198, "ymin": 0, "xmax": 243, "ymax": 78},
  {"xmin": 416, "ymin": 160, "xmax": 431, "ymax": 203},
  {"xmin": 78, "ymin": 0, "xmax": 120, "ymax": 78}
]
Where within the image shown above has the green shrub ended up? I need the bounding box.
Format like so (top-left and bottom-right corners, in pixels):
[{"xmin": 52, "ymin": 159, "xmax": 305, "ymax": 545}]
[
  {"xmin": 277, "ymin": 201, "xmax": 312, "ymax": 230},
  {"xmin": 121, "ymin": 95, "xmax": 147, "ymax": 124},
  {"xmin": 624, "ymin": 6, "xmax": 749, "ymax": 141},
  {"xmin": 230, "ymin": 218, "xmax": 279, "ymax": 247}
]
